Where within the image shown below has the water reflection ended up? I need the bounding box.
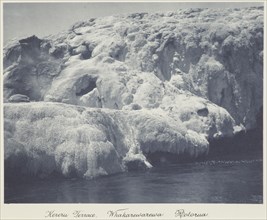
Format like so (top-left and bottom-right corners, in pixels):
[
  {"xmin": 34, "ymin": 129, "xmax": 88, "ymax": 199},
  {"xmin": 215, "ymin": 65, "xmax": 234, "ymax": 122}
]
[{"xmin": 5, "ymin": 159, "xmax": 263, "ymax": 203}]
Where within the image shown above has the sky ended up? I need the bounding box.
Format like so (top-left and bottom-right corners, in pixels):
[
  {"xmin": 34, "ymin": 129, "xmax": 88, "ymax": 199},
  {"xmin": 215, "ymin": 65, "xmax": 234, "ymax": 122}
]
[{"xmin": 3, "ymin": 1, "xmax": 264, "ymax": 44}]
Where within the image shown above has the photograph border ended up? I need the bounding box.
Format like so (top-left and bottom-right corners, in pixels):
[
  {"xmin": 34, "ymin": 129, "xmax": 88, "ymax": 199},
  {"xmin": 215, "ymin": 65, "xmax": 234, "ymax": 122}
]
[{"xmin": 0, "ymin": 0, "xmax": 266, "ymax": 219}]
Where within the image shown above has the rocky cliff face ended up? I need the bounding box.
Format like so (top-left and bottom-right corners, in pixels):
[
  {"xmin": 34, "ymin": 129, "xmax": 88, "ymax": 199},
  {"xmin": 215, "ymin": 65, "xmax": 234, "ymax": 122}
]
[{"xmin": 3, "ymin": 7, "xmax": 263, "ymax": 179}]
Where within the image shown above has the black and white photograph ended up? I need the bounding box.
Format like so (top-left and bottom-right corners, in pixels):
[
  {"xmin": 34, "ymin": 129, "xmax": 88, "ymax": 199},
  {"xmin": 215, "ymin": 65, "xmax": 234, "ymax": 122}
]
[{"xmin": 1, "ymin": 0, "xmax": 266, "ymax": 219}]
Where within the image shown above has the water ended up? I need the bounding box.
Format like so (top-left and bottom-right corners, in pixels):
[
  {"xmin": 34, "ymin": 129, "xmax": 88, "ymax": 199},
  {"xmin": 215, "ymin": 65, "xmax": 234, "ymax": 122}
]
[{"xmin": 5, "ymin": 150, "xmax": 263, "ymax": 204}]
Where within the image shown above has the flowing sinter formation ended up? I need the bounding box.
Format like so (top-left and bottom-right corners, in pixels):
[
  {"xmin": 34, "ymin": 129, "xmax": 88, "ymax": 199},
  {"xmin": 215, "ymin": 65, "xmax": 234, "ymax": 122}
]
[{"xmin": 3, "ymin": 7, "xmax": 263, "ymax": 179}]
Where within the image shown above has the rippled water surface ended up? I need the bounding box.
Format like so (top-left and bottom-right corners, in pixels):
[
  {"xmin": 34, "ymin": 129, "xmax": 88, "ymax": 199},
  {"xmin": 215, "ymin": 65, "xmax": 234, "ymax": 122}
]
[{"xmin": 5, "ymin": 151, "xmax": 263, "ymax": 203}]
